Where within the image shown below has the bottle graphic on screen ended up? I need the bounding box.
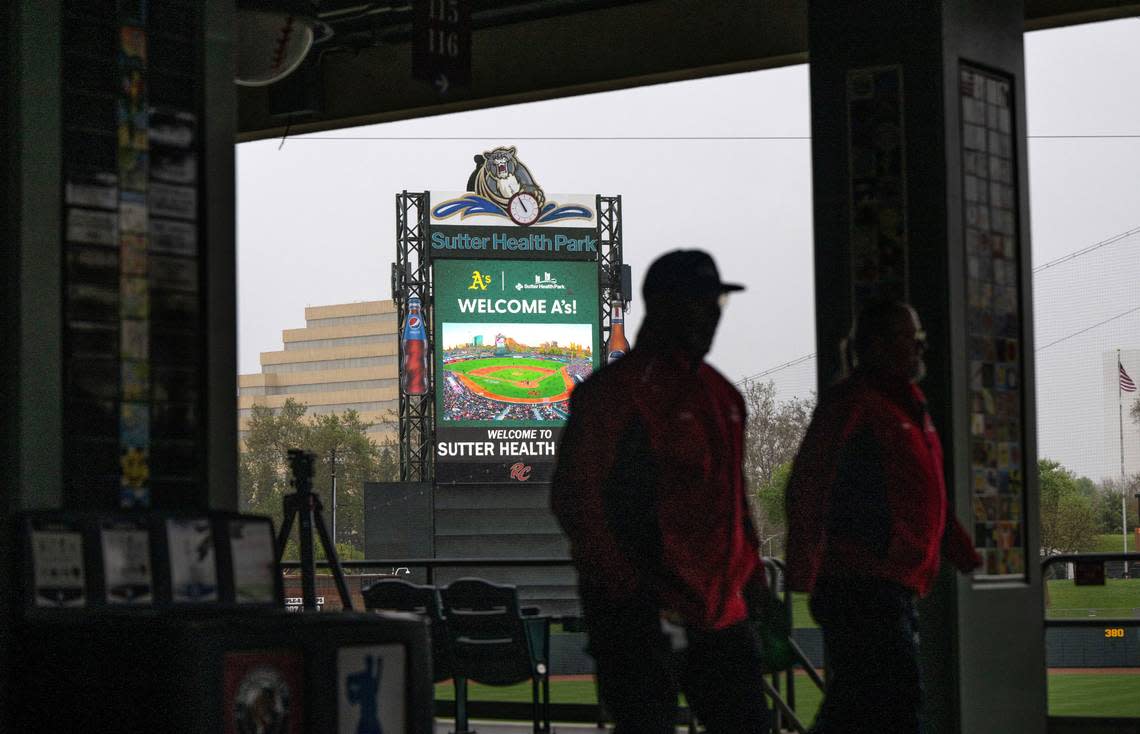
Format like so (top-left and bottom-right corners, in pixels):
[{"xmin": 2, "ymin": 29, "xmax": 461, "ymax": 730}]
[
  {"xmin": 606, "ymin": 303, "xmax": 630, "ymax": 364},
  {"xmin": 401, "ymin": 296, "xmax": 428, "ymax": 395}
]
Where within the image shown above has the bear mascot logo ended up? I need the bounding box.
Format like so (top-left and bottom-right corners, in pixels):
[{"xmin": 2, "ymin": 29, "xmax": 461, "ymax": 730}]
[{"xmin": 466, "ymin": 146, "xmax": 546, "ymax": 211}]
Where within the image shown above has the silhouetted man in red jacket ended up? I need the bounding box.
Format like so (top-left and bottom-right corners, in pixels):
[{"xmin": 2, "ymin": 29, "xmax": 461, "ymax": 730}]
[
  {"xmin": 785, "ymin": 298, "xmax": 982, "ymax": 734},
  {"xmin": 552, "ymin": 250, "xmax": 769, "ymax": 734}
]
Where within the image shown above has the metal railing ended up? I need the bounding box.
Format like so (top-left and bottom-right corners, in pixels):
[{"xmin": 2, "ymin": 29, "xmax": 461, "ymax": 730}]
[{"xmin": 280, "ymin": 555, "xmax": 821, "ymax": 731}]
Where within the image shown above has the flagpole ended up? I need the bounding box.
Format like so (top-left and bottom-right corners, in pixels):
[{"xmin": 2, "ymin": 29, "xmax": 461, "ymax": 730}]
[{"xmin": 1120, "ymin": 349, "xmax": 1128, "ymax": 570}]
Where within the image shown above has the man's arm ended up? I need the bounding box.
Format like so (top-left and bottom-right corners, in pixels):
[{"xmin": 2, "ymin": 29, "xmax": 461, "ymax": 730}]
[
  {"xmin": 550, "ymin": 387, "xmax": 641, "ymax": 594},
  {"xmin": 784, "ymin": 400, "xmax": 855, "ymax": 593},
  {"xmin": 827, "ymin": 424, "xmax": 891, "ymax": 556},
  {"xmin": 601, "ymin": 417, "xmax": 663, "ymax": 583}
]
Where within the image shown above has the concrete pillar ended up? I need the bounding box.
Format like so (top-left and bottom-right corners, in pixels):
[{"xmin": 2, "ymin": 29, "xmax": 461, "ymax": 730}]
[{"xmin": 808, "ymin": 2, "xmax": 1045, "ymax": 732}]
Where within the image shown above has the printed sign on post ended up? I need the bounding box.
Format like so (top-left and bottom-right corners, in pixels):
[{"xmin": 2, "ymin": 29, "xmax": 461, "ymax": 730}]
[
  {"xmin": 31, "ymin": 529, "xmax": 87, "ymax": 608},
  {"xmin": 229, "ymin": 519, "xmax": 277, "ymax": 604},
  {"xmin": 101, "ymin": 521, "xmax": 153, "ymax": 604},
  {"xmin": 166, "ymin": 517, "xmax": 218, "ymax": 603},
  {"xmin": 412, "ymin": 0, "xmax": 471, "ymax": 92}
]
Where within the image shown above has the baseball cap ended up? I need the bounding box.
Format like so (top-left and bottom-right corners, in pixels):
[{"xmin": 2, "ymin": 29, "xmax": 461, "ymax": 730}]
[{"xmin": 642, "ymin": 249, "xmax": 746, "ymax": 300}]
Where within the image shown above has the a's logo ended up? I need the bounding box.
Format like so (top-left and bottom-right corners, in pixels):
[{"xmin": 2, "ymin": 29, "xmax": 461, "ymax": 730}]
[
  {"xmin": 468, "ymin": 271, "xmax": 492, "ymax": 290},
  {"xmin": 509, "ymin": 462, "xmax": 532, "ymax": 482},
  {"xmin": 515, "ymin": 272, "xmax": 565, "ymax": 291},
  {"xmin": 430, "ymin": 146, "xmax": 593, "ymax": 225}
]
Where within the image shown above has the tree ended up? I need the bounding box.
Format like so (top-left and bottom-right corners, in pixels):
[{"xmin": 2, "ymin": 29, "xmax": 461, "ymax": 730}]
[
  {"xmin": 238, "ymin": 398, "xmax": 398, "ymax": 556},
  {"xmin": 753, "ymin": 462, "xmax": 792, "ymax": 556},
  {"xmin": 1038, "ymin": 458, "xmax": 1098, "ymax": 554},
  {"xmin": 240, "ymin": 400, "xmax": 310, "ymax": 520},
  {"xmin": 1092, "ymin": 476, "xmax": 1140, "ymax": 535},
  {"xmin": 741, "ymin": 380, "xmax": 815, "ymax": 556}
]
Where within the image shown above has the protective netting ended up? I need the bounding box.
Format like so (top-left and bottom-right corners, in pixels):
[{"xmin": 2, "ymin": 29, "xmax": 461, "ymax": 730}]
[{"xmin": 1033, "ymin": 227, "xmax": 1140, "ymax": 482}]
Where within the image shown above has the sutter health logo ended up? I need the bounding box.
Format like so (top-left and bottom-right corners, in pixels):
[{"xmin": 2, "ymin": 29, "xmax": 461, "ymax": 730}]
[
  {"xmin": 509, "ymin": 462, "xmax": 532, "ymax": 481},
  {"xmin": 516, "ymin": 272, "xmax": 565, "ymax": 291}
]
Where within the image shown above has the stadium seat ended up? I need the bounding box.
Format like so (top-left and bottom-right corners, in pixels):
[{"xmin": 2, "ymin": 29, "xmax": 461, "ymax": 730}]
[
  {"xmin": 440, "ymin": 578, "xmax": 552, "ymax": 734},
  {"xmin": 362, "ymin": 578, "xmax": 472, "ymax": 728}
]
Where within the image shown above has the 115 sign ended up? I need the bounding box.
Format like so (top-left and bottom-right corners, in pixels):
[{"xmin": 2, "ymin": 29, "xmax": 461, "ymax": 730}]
[{"xmin": 413, "ymin": 0, "xmax": 471, "ymax": 90}]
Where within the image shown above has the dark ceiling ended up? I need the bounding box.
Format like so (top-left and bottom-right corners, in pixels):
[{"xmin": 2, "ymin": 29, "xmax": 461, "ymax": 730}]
[{"xmin": 237, "ymin": 0, "xmax": 1140, "ymax": 141}]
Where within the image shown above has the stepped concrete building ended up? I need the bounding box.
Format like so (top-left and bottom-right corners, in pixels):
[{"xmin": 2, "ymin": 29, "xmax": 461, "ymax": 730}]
[{"xmin": 238, "ymin": 301, "xmax": 400, "ymax": 445}]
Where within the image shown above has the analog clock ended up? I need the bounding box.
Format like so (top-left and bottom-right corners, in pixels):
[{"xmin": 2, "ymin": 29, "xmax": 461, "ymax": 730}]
[{"xmin": 507, "ymin": 192, "xmax": 541, "ymax": 226}]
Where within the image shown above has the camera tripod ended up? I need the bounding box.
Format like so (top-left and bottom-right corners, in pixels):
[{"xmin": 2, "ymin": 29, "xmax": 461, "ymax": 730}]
[{"xmin": 275, "ymin": 449, "xmax": 354, "ymax": 611}]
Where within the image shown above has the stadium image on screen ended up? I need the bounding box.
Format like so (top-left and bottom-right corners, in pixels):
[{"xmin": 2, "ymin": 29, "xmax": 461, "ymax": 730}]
[{"xmin": 440, "ymin": 322, "xmax": 594, "ymax": 422}]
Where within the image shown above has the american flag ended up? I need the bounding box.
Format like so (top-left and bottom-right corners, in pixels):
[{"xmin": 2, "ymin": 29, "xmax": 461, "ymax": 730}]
[{"xmin": 1120, "ymin": 360, "xmax": 1137, "ymax": 393}]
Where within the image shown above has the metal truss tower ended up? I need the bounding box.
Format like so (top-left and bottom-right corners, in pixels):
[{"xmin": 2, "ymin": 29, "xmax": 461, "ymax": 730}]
[
  {"xmin": 394, "ymin": 192, "xmax": 434, "ymax": 482},
  {"xmin": 597, "ymin": 195, "xmax": 625, "ymax": 345}
]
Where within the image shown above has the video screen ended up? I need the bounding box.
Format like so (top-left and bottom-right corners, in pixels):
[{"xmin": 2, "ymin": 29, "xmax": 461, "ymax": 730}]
[{"xmin": 439, "ymin": 322, "xmax": 594, "ymax": 422}]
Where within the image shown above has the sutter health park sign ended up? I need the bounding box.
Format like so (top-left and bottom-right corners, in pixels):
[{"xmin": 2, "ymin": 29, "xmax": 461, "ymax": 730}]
[
  {"xmin": 432, "ymin": 257, "xmax": 600, "ymax": 484},
  {"xmin": 430, "ymin": 230, "xmax": 597, "ymax": 257},
  {"xmin": 429, "ymin": 191, "xmax": 598, "ymax": 262}
]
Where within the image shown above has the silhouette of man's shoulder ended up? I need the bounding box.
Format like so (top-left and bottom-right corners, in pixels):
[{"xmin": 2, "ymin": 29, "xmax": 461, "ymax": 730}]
[
  {"xmin": 698, "ymin": 362, "xmax": 738, "ymax": 391},
  {"xmin": 568, "ymin": 350, "xmax": 642, "ymax": 412}
]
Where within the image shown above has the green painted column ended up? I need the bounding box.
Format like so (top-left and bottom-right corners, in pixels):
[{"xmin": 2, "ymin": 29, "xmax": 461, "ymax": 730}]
[{"xmin": 807, "ymin": 2, "xmax": 1045, "ymax": 732}]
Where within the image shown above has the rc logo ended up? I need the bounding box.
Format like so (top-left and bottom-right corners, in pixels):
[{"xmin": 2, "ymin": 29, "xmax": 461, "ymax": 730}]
[
  {"xmin": 509, "ymin": 462, "xmax": 532, "ymax": 482},
  {"xmin": 468, "ymin": 271, "xmax": 491, "ymax": 290}
]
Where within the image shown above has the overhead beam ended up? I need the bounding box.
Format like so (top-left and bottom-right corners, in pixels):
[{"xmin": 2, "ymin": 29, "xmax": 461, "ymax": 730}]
[
  {"xmin": 237, "ymin": 0, "xmax": 807, "ymax": 141},
  {"xmin": 236, "ymin": 0, "xmax": 1140, "ymax": 141}
]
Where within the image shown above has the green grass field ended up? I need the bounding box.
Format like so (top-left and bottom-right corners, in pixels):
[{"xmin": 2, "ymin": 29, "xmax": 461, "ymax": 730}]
[
  {"xmin": 1090, "ymin": 533, "xmax": 1137, "ymax": 553},
  {"xmin": 433, "ymin": 672, "xmax": 1140, "ymax": 722},
  {"xmin": 444, "ymin": 356, "xmax": 567, "ymax": 400},
  {"xmin": 1045, "ymin": 577, "xmax": 1140, "ymax": 618},
  {"xmin": 784, "ymin": 573, "xmax": 1140, "ymax": 625},
  {"xmin": 1049, "ymin": 673, "xmax": 1140, "ymax": 717}
]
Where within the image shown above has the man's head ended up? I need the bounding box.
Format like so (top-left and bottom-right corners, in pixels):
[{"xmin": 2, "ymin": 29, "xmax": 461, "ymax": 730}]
[
  {"xmin": 640, "ymin": 250, "xmax": 744, "ymax": 362},
  {"xmin": 850, "ymin": 298, "xmax": 927, "ymax": 382}
]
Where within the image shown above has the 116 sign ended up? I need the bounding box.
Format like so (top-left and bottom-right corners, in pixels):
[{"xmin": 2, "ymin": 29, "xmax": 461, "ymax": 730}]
[{"xmin": 413, "ymin": 0, "xmax": 471, "ymax": 89}]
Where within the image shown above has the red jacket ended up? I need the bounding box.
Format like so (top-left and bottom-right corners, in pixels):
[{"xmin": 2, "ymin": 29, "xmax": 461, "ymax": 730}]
[
  {"xmin": 784, "ymin": 371, "xmax": 979, "ymax": 597},
  {"xmin": 551, "ymin": 346, "xmax": 762, "ymax": 630}
]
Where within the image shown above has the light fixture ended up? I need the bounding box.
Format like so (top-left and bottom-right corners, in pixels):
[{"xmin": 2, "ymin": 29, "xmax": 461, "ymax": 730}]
[{"xmin": 235, "ymin": 1, "xmax": 326, "ymax": 87}]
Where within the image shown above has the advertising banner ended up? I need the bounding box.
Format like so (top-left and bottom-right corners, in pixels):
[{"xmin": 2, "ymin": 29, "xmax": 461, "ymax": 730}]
[{"xmin": 433, "ymin": 258, "xmax": 600, "ymax": 483}]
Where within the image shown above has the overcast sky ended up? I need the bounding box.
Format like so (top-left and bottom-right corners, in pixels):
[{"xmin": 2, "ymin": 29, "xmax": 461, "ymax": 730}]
[{"xmin": 237, "ymin": 18, "xmax": 1140, "ymax": 481}]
